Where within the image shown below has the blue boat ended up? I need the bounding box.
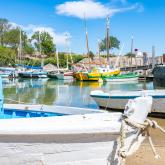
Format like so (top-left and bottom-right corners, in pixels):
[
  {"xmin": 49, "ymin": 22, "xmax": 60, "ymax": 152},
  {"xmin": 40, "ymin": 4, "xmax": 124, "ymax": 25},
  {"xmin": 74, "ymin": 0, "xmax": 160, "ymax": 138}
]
[{"xmin": 16, "ymin": 65, "xmax": 47, "ymax": 78}]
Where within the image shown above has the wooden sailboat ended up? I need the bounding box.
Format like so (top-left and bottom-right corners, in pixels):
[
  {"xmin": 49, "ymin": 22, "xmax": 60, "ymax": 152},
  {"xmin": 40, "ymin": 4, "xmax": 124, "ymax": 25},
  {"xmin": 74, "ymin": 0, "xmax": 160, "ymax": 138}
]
[
  {"xmin": 74, "ymin": 16, "xmax": 120, "ymax": 81},
  {"xmin": 55, "ymin": 34, "xmax": 74, "ymax": 80},
  {"xmin": 49, "ymin": 49, "xmax": 73, "ymax": 80}
]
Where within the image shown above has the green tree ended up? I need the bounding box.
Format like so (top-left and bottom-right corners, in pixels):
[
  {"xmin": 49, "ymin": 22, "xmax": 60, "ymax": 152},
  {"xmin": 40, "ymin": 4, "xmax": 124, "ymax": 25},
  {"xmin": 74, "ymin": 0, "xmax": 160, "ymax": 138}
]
[
  {"xmin": 31, "ymin": 31, "xmax": 56, "ymax": 56},
  {"xmin": 3, "ymin": 28, "xmax": 27, "ymax": 50},
  {"xmin": 23, "ymin": 42, "xmax": 35, "ymax": 55},
  {"xmin": 88, "ymin": 51, "xmax": 94, "ymax": 60},
  {"xmin": 99, "ymin": 36, "xmax": 120, "ymax": 52},
  {"xmin": 0, "ymin": 18, "xmax": 11, "ymax": 46},
  {"xmin": 0, "ymin": 46, "xmax": 16, "ymax": 66}
]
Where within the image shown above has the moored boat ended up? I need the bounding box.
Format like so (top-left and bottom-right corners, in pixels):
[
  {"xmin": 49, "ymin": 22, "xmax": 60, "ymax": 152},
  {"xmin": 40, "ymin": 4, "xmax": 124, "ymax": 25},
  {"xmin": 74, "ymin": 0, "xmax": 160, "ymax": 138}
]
[
  {"xmin": 153, "ymin": 65, "xmax": 165, "ymax": 81},
  {"xmin": 18, "ymin": 70, "xmax": 47, "ymax": 78},
  {"xmin": 0, "ymin": 82, "xmax": 154, "ymax": 164},
  {"xmin": 90, "ymin": 90, "xmax": 165, "ymax": 113},
  {"xmin": 0, "ymin": 67, "xmax": 15, "ymax": 78},
  {"xmin": 103, "ymin": 73, "xmax": 139, "ymax": 82},
  {"xmin": 74, "ymin": 67, "xmax": 120, "ymax": 81},
  {"xmin": 56, "ymin": 71, "xmax": 74, "ymax": 80}
]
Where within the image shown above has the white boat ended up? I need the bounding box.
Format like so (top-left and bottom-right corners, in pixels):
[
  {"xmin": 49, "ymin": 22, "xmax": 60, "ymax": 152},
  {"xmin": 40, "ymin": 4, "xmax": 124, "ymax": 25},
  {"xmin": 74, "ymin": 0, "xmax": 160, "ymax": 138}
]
[
  {"xmin": 56, "ymin": 72, "xmax": 74, "ymax": 80},
  {"xmin": 0, "ymin": 67, "xmax": 15, "ymax": 78},
  {"xmin": 0, "ymin": 77, "xmax": 155, "ymax": 164},
  {"xmin": 50, "ymin": 51, "xmax": 74, "ymax": 80},
  {"xmin": 90, "ymin": 90, "xmax": 165, "ymax": 113},
  {"xmin": 0, "ymin": 97, "xmax": 153, "ymax": 165},
  {"xmin": 0, "ymin": 73, "xmax": 11, "ymax": 78}
]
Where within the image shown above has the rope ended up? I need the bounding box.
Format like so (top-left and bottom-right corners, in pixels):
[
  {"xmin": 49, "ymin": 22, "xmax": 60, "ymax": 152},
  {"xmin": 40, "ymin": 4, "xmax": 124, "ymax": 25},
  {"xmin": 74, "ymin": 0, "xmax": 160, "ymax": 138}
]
[{"xmin": 118, "ymin": 116, "xmax": 165, "ymax": 164}]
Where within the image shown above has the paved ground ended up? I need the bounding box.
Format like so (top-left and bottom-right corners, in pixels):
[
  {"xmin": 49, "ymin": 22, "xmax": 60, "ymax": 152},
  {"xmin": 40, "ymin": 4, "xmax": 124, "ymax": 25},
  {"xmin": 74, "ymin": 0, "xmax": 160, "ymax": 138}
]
[{"xmin": 127, "ymin": 118, "xmax": 165, "ymax": 165}]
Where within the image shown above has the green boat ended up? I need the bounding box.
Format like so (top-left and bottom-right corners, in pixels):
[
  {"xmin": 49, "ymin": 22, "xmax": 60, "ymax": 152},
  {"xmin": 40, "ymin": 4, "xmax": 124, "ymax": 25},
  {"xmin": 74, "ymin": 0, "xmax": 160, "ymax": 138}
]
[{"xmin": 103, "ymin": 73, "xmax": 139, "ymax": 82}]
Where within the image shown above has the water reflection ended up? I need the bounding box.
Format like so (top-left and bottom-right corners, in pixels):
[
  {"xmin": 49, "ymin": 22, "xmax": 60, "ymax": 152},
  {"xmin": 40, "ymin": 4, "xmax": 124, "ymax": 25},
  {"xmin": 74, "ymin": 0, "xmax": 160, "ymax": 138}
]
[
  {"xmin": 2, "ymin": 78, "xmax": 164, "ymax": 109},
  {"xmin": 153, "ymin": 78, "xmax": 165, "ymax": 89}
]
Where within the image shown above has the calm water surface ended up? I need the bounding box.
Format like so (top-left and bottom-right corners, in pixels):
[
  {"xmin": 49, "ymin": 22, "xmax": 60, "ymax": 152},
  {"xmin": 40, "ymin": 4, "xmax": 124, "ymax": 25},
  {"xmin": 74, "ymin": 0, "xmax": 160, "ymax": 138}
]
[
  {"xmin": 2, "ymin": 78, "xmax": 164, "ymax": 109},
  {"xmin": 2, "ymin": 78, "xmax": 165, "ymax": 128}
]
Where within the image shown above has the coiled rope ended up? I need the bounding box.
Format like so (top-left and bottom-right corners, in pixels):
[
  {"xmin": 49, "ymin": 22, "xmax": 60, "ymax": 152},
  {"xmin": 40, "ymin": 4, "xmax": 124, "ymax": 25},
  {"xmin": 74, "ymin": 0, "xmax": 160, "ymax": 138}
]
[{"xmin": 119, "ymin": 115, "xmax": 165, "ymax": 165}]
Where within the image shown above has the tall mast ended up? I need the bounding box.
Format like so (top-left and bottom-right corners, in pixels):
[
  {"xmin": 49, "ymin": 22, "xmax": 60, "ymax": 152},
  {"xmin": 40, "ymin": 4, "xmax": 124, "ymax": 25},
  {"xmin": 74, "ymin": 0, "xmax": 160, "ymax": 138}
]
[
  {"xmin": 56, "ymin": 50, "xmax": 60, "ymax": 73},
  {"xmin": 131, "ymin": 35, "xmax": 134, "ymax": 54},
  {"xmin": 106, "ymin": 16, "xmax": 110, "ymax": 65},
  {"xmin": 97, "ymin": 39, "xmax": 101, "ymax": 65},
  {"xmin": 65, "ymin": 33, "xmax": 69, "ymax": 70},
  {"xmin": 39, "ymin": 31, "xmax": 44, "ymax": 68},
  {"xmin": 84, "ymin": 13, "xmax": 90, "ymax": 63},
  {"xmin": 18, "ymin": 27, "xmax": 22, "ymax": 64},
  {"xmin": 131, "ymin": 35, "xmax": 134, "ymax": 67}
]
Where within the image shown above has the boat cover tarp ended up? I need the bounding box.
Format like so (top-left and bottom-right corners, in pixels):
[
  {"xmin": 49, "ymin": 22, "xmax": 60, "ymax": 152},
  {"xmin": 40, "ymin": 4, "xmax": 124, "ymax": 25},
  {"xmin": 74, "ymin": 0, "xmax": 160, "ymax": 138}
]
[{"xmin": 16, "ymin": 64, "xmax": 43, "ymax": 70}]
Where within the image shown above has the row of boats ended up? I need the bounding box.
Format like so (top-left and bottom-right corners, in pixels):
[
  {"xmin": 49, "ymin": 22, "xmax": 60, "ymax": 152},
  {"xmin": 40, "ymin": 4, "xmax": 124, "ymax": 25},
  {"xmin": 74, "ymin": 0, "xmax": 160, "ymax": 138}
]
[{"xmin": 0, "ymin": 66, "xmax": 139, "ymax": 82}]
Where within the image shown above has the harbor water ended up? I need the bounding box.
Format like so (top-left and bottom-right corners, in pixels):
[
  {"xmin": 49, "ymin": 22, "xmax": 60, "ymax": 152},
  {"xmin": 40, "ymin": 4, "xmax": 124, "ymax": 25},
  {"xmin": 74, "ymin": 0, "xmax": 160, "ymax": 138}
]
[
  {"xmin": 2, "ymin": 78, "xmax": 165, "ymax": 110},
  {"xmin": 3, "ymin": 78, "xmax": 165, "ymax": 125}
]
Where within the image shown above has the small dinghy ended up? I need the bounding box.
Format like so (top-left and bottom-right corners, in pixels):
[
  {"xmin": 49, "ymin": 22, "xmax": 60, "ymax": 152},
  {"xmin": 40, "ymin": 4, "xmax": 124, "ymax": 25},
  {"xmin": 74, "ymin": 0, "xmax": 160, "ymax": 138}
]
[
  {"xmin": 90, "ymin": 90, "xmax": 165, "ymax": 113},
  {"xmin": 0, "ymin": 77, "xmax": 159, "ymax": 164}
]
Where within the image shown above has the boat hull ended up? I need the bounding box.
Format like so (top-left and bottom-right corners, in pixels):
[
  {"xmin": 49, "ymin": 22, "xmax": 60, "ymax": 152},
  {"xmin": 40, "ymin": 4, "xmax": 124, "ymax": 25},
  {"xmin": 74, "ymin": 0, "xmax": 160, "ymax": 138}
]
[
  {"xmin": 47, "ymin": 74, "xmax": 57, "ymax": 78},
  {"xmin": 153, "ymin": 65, "xmax": 165, "ymax": 79},
  {"xmin": 91, "ymin": 90, "xmax": 165, "ymax": 113},
  {"xmin": 0, "ymin": 113, "xmax": 121, "ymax": 165},
  {"xmin": 18, "ymin": 72, "xmax": 47, "ymax": 78},
  {"xmin": 105, "ymin": 77, "xmax": 138, "ymax": 82},
  {"xmin": 56, "ymin": 73, "xmax": 73, "ymax": 80},
  {"xmin": 74, "ymin": 70, "xmax": 120, "ymax": 81},
  {"xmin": 0, "ymin": 133, "xmax": 119, "ymax": 164},
  {"xmin": 0, "ymin": 74, "xmax": 10, "ymax": 78}
]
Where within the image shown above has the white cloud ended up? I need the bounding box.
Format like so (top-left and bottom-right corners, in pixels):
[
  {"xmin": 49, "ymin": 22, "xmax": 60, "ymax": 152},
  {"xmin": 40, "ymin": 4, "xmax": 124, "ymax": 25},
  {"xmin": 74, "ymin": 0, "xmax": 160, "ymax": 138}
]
[
  {"xmin": 9, "ymin": 23, "xmax": 70, "ymax": 46},
  {"xmin": 56, "ymin": 0, "xmax": 143, "ymax": 19}
]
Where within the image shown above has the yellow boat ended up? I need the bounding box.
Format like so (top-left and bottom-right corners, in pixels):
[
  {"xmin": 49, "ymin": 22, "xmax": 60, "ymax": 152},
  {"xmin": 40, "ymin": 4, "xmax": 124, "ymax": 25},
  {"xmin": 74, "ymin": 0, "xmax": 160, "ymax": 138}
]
[{"xmin": 74, "ymin": 67, "xmax": 120, "ymax": 81}]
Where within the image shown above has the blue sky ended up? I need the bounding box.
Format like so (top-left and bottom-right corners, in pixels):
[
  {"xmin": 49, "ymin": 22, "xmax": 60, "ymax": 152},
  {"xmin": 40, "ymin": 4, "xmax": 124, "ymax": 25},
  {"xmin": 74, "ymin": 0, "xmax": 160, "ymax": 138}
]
[{"xmin": 0, "ymin": 0, "xmax": 165, "ymax": 56}]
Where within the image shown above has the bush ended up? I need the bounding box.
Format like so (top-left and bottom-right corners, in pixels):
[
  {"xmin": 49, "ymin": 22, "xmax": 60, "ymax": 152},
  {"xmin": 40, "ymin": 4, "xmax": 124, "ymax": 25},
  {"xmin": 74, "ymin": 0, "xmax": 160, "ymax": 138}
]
[{"xmin": 0, "ymin": 46, "xmax": 16, "ymax": 66}]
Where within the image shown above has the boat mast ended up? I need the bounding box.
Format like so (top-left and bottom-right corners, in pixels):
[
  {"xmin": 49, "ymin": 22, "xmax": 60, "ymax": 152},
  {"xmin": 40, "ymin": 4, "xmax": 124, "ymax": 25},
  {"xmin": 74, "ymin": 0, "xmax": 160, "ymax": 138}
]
[
  {"xmin": 106, "ymin": 16, "xmax": 110, "ymax": 66},
  {"xmin": 131, "ymin": 35, "xmax": 134, "ymax": 67},
  {"xmin": 56, "ymin": 50, "xmax": 60, "ymax": 74},
  {"xmin": 97, "ymin": 39, "xmax": 101, "ymax": 66},
  {"xmin": 84, "ymin": 13, "xmax": 90, "ymax": 64},
  {"xmin": 39, "ymin": 31, "xmax": 44, "ymax": 68},
  {"xmin": 18, "ymin": 27, "xmax": 22, "ymax": 64},
  {"xmin": 65, "ymin": 34, "xmax": 69, "ymax": 70}
]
